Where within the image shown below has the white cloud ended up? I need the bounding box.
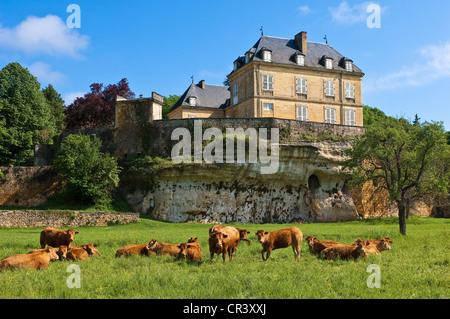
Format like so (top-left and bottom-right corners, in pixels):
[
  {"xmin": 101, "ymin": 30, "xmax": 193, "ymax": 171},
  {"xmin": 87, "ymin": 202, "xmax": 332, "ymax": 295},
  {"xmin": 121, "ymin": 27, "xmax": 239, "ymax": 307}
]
[
  {"xmin": 364, "ymin": 41, "xmax": 450, "ymax": 92},
  {"xmin": 0, "ymin": 15, "xmax": 89, "ymax": 58},
  {"xmin": 28, "ymin": 62, "xmax": 66, "ymax": 85},
  {"xmin": 296, "ymin": 5, "xmax": 313, "ymax": 17},
  {"xmin": 329, "ymin": 1, "xmax": 381, "ymax": 25},
  {"xmin": 63, "ymin": 91, "xmax": 85, "ymax": 105}
]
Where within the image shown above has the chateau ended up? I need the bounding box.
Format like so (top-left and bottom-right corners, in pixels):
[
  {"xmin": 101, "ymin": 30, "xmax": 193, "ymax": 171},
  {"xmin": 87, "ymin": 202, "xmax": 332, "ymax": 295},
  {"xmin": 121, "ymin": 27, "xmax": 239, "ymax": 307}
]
[{"xmin": 168, "ymin": 31, "xmax": 364, "ymax": 127}]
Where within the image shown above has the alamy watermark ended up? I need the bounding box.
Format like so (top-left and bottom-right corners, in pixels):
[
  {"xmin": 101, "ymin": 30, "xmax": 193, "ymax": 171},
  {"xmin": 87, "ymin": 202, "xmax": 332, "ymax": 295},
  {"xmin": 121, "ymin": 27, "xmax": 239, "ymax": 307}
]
[
  {"xmin": 366, "ymin": 3, "xmax": 381, "ymax": 29},
  {"xmin": 366, "ymin": 264, "xmax": 381, "ymax": 288},
  {"xmin": 66, "ymin": 4, "xmax": 81, "ymax": 29},
  {"xmin": 171, "ymin": 120, "xmax": 280, "ymax": 175},
  {"xmin": 66, "ymin": 264, "xmax": 81, "ymax": 288}
]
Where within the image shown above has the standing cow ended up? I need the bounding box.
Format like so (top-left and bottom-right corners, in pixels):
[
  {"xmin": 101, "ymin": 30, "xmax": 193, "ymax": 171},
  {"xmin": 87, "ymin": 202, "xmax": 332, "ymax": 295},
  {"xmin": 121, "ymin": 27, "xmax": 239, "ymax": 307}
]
[
  {"xmin": 208, "ymin": 226, "xmax": 241, "ymax": 264},
  {"xmin": 40, "ymin": 227, "xmax": 79, "ymax": 248},
  {"xmin": 255, "ymin": 227, "xmax": 303, "ymax": 262}
]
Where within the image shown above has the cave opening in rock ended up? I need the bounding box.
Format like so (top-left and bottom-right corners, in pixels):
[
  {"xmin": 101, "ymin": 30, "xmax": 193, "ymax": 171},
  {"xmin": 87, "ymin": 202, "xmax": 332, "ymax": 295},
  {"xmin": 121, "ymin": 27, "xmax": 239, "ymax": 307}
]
[{"xmin": 308, "ymin": 174, "xmax": 321, "ymax": 193}]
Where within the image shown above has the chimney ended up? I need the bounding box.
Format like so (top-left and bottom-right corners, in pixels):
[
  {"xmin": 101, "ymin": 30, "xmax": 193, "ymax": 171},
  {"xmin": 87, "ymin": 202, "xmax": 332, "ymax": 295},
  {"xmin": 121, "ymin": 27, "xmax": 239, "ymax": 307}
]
[
  {"xmin": 199, "ymin": 80, "xmax": 205, "ymax": 89},
  {"xmin": 295, "ymin": 31, "xmax": 307, "ymax": 54}
]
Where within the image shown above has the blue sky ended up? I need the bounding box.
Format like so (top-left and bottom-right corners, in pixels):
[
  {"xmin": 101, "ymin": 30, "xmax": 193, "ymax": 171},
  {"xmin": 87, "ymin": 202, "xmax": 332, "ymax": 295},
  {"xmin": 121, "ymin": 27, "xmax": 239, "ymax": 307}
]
[{"xmin": 0, "ymin": 0, "xmax": 449, "ymax": 130}]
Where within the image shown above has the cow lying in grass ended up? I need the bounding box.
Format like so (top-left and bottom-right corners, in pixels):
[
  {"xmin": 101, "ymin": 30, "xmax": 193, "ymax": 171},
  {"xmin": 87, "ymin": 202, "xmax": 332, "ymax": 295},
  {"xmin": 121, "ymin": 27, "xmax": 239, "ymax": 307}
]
[
  {"xmin": 116, "ymin": 243, "xmax": 154, "ymax": 257},
  {"xmin": 321, "ymin": 239, "xmax": 370, "ymax": 261},
  {"xmin": 1, "ymin": 247, "xmax": 59, "ymax": 270},
  {"xmin": 147, "ymin": 239, "xmax": 180, "ymax": 257},
  {"xmin": 305, "ymin": 236, "xmax": 341, "ymax": 255}
]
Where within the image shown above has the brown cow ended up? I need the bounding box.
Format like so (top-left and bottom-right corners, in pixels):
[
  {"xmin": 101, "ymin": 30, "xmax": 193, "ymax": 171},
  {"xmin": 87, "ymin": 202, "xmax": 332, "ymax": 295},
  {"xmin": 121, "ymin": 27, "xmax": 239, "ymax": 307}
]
[
  {"xmin": 115, "ymin": 243, "xmax": 154, "ymax": 257},
  {"xmin": 305, "ymin": 236, "xmax": 341, "ymax": 255},
  {"xmin": 66, "ymin": 247, "xmax": 91, "ymax": 261},
  {"xmin": 40, "ymin": 227, "xmax": 79, "ymax": 248},
  {"xmin": 0, "ymin": 247, "xmax": 59, "ymax": 270},
  {"xmin": 177, "ymin": 242, "xmax": 203, "ymax": 261},
  {"xmin": 322, "ymin": 239, "xmax": 370, "ymax": 260},
  {"xmin": 366, "ymin": 238, "xmax": 393, "ymax": 252},
  {"xmin": 147, "ymin": 239, "xmax": 180, "ymax": 257},
  {"xmin": 236, "ymin": 228, "xmax": 252, "ymax": 246},
  {"xmin": 72, "ymin": 243, "xmax": 101, "ymax": 256},
  {"xmin": 28, "ymin": 245, "xmax": 69, "ymax": 261},
  {"xmin": 255, "ymin": 227, "xmax": 303, "ymax": 261},
  {"xmin": 209, "ymin": 226, "xmax": 241, "ymax": 264},
  {"xmin": 353, "ymin": 238, "xmax": 392, "ymax": 256}
]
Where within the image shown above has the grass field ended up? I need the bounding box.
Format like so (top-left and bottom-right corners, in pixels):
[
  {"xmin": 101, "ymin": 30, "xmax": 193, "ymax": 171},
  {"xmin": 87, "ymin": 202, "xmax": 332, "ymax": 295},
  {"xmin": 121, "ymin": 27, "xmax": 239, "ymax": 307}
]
[{"xmin": 0, "ymin": 217, "xmax": 448, "ymax": 299}]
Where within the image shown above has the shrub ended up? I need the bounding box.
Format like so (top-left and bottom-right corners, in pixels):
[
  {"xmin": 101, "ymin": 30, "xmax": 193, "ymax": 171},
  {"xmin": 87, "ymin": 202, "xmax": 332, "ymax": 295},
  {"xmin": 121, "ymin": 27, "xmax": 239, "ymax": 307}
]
[{"xmin": 54, "ymin": 134, "xmax": 121, "ymax": 205}]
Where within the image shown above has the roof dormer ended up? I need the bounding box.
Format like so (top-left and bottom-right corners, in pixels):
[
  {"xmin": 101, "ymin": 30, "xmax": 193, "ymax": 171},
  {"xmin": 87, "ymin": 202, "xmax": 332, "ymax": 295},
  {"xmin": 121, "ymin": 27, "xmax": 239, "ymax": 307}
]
[
  {"xmin": 339, "ymin": 57, "xmax": 354, "ymax": 72},
  {"xmin": 260, "ymin": 47, "xmax": 272, "ymax": 62},
  {"xmin": 320, "ymin": 55, "xmax": 333, "ymax": 69},
  {"xmin": 293, "ymin": 51, "xmax": 305, "ymax": 66}
]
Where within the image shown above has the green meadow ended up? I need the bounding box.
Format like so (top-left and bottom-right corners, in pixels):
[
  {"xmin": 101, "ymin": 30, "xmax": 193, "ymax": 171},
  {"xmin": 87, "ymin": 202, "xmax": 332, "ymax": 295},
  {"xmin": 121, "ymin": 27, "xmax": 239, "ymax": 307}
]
[{"xmin": 0, "ymin": 217, "xmax": 448, "ymax": 299}]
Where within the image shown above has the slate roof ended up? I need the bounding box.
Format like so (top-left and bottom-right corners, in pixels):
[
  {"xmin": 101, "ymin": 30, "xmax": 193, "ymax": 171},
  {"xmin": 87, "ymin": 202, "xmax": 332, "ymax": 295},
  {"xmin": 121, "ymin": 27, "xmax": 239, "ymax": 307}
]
[
  {"xmin": 233, "ymin": 35, "xmax": 363, "ymax": 74},
  {"xmin": 169, "ymin": 82, "xmax": 230, "ymax": 113}
]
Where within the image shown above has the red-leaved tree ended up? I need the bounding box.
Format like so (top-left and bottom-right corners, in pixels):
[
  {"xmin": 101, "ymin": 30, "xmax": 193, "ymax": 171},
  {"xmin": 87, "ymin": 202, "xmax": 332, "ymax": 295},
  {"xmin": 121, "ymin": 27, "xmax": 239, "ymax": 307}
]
[{"xmin": 65, "ymin": 78, "xmax": 135, "ymax": 130}]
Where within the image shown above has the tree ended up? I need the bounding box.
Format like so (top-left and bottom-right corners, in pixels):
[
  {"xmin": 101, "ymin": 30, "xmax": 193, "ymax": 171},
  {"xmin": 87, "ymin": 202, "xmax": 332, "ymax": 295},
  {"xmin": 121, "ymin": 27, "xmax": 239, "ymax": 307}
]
[
  {"xmin": 162, "ymin": 94, "xmax": 180, "ymax": 119},
  {"xmin": 65, "ymin": 78, "xmax": 135, "ymax": 130},
  {"xmin": 0, "ymin": 62, "xmax": 56, "ymax": 164},
  {"xmin": 42, "ymin": 84, "xmax": 66, "ymax": 133},
  {"xmin": 343, "ymin": 113, "xmax": 450, "ymax": 235},
  {"xmin": 54, "ymin": 134, "xmax": 121, "ymax": 205}
]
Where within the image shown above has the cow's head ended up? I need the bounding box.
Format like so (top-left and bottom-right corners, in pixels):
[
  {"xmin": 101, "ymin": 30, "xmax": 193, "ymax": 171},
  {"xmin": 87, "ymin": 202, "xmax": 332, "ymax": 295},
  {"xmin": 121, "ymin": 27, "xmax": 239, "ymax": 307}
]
[
  {"xmin": 46, "ymin": 246, "xmax": 59, "ymax": 261},
  {"xmin": 255, "ymin": 230, "xmax": 269, "ymax": 244},
  {"xmin": 354, "ymin": 239, "xmax": 370, "ymax": 257},
  {"xmin": 209, "ymin": 231, "xmax": 227, "ymax": 249},
  {"xmin": 377, "ymin": 239, "xmax": 392, "ymax": 251},
  {"xmin": 305, "ymin": 236, "xmax": 317, "ymax": 247},
  {"xmin": 237, "ymin": 228, "xmax": 251, "ymax": 245},
  {"xmin": 57, "ymin": 245, "xmax": 68, "ymax": 260},
  {"xmin": 177, "ymin": 243, "xmax": 191, "ymax": 259},
  {"xmin": 187, "ymin": 237, "xmax": 198, "ymax": 244},
  {"xmin": 147, "ymin": 239, "xmax": 158, "ymax": 251},
  {"xmin": 82, "ymin": 243, "xmax": 96, "ymax": 256},
  {"xmin": 66, "ymin": 229, "xmax": 79, "ymax": 243}
]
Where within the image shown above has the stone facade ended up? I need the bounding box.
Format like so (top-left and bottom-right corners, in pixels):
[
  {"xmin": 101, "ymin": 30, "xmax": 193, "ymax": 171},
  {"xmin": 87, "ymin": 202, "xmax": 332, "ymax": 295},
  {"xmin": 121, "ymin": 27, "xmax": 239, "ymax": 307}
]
[{"xmin": 0, "ymin": 210, "xmax": 139, "ymax": 228}]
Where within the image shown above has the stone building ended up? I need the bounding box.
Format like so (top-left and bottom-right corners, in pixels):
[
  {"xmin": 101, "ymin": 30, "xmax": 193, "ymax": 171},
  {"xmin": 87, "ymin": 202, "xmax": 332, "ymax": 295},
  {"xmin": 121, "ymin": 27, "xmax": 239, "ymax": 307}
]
[{"xmin": 168, "ymin": 31, "xmax": 364, "ymax": 127}]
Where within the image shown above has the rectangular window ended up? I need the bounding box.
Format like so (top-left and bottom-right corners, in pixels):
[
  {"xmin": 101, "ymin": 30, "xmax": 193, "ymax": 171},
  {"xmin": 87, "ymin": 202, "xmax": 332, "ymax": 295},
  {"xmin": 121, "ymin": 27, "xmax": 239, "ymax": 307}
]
[
  {"xmin": 296, "ymin": 78, "xmax": 307, "ymax": 94},
  {"xmin": 263, "ymin": 103, "xmax": 273, "ymax": 111},
  {"xmin": 345, "ymin": 109, "xmax": 356, "ymax": 126},
  {"xmin": 325, "ymin": 108, "xmax": 336, "ymax": 124},
  {"xmin": 296, "ymin": 55, "xmax": 305, "ymax": 66},
  {"xmin": 345, "ymin": 83, "xmax": 355, "ymax": 98},
  {"xmin": 233, "ymin": 83, "xmax": 238, "ymax": 105},
  {"xmin": 263, "ymin": 74, "xmax": 274, "ymax": 91},
  {"xmin": 263, "ymin": 51, "xmax": 272, "ymax": 62},
  {"xmin": 297, "ymin": 105, "xmax": 307, "ymax": 121},
  {"xmin": 345, "ymin": 61, "xmax": 353, "ymax": 71},
  {"xmin": 326, "ymin": 58, "xmax": 333, "ymax": 69},
  {"xmin": 324, "ymin": 81, "xmax": 335, "ymax": 97}
]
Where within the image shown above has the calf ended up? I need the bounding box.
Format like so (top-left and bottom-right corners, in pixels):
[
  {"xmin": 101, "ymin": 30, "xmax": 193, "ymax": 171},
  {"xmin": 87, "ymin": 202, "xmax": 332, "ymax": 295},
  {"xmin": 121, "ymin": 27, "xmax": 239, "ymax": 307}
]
[
  {"xmin": 28, "ymin": 245, "xmax": 69, "ymax": 261},
  {"xmin": 147, "ymin": 239, "xmax": 180, "ymax": 257},
  {"xmin": 67, "ymin": 247, "xmax": 91, "ymax": 261},
  {"xmin": 255, "ymin": 227, "xmax": 303, "ymax": 261},
  {"xmin": 366, "ymin": 238, "xmax": 392, "ymax": 252},
  {"xmin": 40, "ymin": 227, "xmax": 79, "ymax": 248},
  {"xmin": 72, "ymin": 243, "xmax": 101, "ymax": 256},
  {"xmin": 236, "ymin": 228, "xmax": 252, "ymax": 246},
  {"xmin": 115, "ymin": 243, "xmax": 154, "ymax": 257},
  {"xmin": 1, "ymin": 247, "xmax": 59, "ymax": 270},
  {"xmin": 177, "ymin": 242, "xmax": 203, "ymax": 261},
  {"xmin": 322, "ymin": 239, "xmax": 370, "ymax": 261},
  {"xmin": 305, "ymin": 236, "xmax": 341, "ymax": 255},
  {"xmin": 208, "ymin": 226, "xmax": 240, "ymax": 264}
]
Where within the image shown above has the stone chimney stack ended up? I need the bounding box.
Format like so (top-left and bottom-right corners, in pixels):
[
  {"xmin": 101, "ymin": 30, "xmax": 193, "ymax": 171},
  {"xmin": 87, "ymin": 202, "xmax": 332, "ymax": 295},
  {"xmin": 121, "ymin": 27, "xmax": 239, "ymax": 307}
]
[
  {"xmin": 295, "ymin": 31, "xmax": 307, "ymax": 54},
  {"xmin": 199, "ymin": 80, "xmax": 205, "ymax": 89}
]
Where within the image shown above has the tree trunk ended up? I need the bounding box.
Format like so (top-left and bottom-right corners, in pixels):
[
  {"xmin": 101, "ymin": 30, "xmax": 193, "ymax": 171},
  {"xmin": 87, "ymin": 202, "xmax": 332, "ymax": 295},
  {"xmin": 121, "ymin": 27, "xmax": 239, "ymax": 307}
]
[{"xmin": 398, "ymin": 202, "xmax": 407, "ymax": 235}]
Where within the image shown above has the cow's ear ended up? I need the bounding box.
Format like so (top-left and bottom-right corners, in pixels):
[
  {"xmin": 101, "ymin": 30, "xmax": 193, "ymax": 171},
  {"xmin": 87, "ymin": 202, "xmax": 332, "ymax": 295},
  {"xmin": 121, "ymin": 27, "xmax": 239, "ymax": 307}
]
[
  {"xmin": 187, "ymin": 245, "xmax": 191, "ymax": 248},
  {"xmin": 223, "ymin": 234, "xmax": 228, "ymax": 238},
  {"xmin": 264, "ymin": 232, "xmax": 269, "ymax": 235},
  {"xmin": 177, "ymin": 245, "xmax": 181, "ymax": 248},
  {"xmin": 246, "ymin": 231, "xmax": 250, "ymax": 234},
  {"xmin": 75, "ymin": 231, "xmax": 79, "ymax": 234},
  {"xmin": 194, "ymin": 237, "xmax": 198, "ymax": 240}
]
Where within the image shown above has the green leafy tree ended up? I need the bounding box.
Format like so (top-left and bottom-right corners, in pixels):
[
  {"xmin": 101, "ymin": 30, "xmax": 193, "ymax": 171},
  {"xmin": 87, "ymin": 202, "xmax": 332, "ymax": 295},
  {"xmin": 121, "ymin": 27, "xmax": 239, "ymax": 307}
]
[
  {"xmin": 0, "ymin": 62, "xmax": 56, "ymax": 164},
  {"xmin": 54, "ymin": 134, "xmax": 121, "ymax": 205},
  {"xmin": 42, "ymin": 84, "xmax": 66, "ymax": 133},
  {"xmin": 344, "ymin": 113, "xmax": 450, "ymax": 235},
  {"xmin": 162, "ymin": 94, "xmax": 180, "ymax": 119}
]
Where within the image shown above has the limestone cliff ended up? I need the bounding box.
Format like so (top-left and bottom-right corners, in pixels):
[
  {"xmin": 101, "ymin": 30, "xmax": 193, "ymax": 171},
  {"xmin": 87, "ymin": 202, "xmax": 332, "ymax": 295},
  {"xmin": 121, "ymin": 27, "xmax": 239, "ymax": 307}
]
[{"xmin": 123, "ymin": 141, "xmax": 361, "ymax": 223}]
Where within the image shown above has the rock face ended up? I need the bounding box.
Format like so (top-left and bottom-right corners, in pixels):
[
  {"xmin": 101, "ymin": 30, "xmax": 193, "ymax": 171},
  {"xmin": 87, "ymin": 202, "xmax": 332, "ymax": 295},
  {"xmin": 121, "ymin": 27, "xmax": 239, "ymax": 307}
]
[{"xmin": 124, "ymin": 141, "xmax": 361, "ymax": 223}]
